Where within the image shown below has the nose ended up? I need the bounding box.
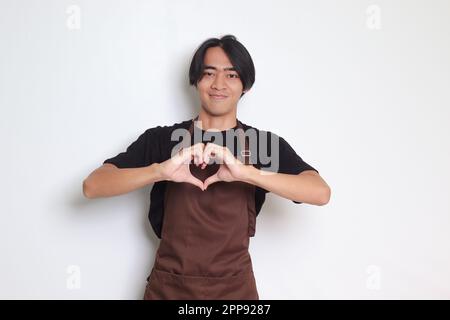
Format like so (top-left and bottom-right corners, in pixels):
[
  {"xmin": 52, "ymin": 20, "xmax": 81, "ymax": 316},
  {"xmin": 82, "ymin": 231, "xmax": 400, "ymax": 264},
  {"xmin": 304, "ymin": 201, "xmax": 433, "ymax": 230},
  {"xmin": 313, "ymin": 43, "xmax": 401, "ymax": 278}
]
[{"xmin": 211, "ymin": 72, "xmax": 226, "ymax": 90}]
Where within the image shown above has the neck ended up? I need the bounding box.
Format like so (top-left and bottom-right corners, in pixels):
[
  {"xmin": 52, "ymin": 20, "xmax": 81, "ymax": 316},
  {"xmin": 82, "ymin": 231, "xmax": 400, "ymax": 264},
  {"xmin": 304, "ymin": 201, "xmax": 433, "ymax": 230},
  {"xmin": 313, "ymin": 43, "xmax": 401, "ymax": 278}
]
[{"xmin": 196, "ymin": 109, "xmax": 237, "ymax": 131}]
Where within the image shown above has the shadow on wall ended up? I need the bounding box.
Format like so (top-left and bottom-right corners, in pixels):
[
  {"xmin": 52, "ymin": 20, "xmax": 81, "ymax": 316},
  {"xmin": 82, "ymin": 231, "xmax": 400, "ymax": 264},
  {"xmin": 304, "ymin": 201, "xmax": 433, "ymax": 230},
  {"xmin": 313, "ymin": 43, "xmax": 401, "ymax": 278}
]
[
  {"xmin": 68, "ymin": 176, "xmax": 159, "ymax": 298},
  {"xmin": 176, "ymin": 46, "xmax": 202, "ymax": 117}
]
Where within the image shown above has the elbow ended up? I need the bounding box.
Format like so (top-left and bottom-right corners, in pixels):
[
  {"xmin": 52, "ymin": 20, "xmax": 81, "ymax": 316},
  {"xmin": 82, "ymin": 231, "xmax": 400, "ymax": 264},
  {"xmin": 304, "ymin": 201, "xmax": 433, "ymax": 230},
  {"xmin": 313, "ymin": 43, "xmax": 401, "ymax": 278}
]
[
  {"xmin": 82, "ymin": 178, "xmax": 95, "ymax": 199},
  {"xmin": 316, "ymin": 185, "xmax": 331, "ymax": 206},
  {"xmin": 293, "ymin": 186, "xmax": 331, "ymax": 206}
]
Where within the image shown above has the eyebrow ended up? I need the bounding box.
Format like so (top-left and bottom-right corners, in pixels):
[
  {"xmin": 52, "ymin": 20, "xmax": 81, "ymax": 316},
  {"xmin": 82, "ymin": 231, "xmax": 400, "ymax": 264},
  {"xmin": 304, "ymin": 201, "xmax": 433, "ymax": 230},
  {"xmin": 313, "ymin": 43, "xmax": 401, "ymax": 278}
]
[{"xmin": 203, "ymin": 65, "xmax": 237, "ymax": 72}]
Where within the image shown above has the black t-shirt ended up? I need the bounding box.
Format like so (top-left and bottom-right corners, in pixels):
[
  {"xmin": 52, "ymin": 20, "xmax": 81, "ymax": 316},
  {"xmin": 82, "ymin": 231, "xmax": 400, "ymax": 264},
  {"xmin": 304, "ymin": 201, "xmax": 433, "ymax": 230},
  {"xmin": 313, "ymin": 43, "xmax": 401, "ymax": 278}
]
[{"xmin": 103, "ymin": 118, "xmax": 319, "ymax": 238}]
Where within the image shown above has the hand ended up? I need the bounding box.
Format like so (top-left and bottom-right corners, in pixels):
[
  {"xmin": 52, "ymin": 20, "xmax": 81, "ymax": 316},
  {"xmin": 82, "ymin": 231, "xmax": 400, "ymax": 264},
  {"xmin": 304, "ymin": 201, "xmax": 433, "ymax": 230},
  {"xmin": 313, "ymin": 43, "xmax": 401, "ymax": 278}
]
[
  {"xmin": 202, "ymin": 142, "xmax": 248, "ymax": 189},
  {"xmin": 159, "ymin": 142, "xmax": 207, "ymax": 191}
]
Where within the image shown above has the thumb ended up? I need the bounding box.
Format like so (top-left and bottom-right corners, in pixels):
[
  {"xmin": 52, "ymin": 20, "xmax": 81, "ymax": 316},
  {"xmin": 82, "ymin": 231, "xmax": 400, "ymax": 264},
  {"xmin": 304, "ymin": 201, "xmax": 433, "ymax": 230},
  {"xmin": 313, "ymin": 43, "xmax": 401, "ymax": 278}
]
[
  {"xmin": 186, "ymin": 175, "xmax": 205, "ymax": 191},
  {"xmin": 204, "ymin": 173, "xmax": 220, "ymax": 190}
]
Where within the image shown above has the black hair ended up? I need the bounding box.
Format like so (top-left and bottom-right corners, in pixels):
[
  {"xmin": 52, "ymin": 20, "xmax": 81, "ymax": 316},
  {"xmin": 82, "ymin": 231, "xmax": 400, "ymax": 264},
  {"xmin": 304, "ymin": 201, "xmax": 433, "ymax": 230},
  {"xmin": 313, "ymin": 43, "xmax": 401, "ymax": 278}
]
[{"xmin": 188, "ymin": 34, "xmax": 255, "ymax": 98}]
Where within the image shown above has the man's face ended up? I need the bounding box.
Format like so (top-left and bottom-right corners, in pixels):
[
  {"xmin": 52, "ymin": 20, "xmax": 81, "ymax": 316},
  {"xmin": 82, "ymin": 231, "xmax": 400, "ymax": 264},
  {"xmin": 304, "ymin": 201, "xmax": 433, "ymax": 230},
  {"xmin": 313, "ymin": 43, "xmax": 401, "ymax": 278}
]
[{"xmin": 196, "ymin": 47, "xmax": 244, "ymax": 116}]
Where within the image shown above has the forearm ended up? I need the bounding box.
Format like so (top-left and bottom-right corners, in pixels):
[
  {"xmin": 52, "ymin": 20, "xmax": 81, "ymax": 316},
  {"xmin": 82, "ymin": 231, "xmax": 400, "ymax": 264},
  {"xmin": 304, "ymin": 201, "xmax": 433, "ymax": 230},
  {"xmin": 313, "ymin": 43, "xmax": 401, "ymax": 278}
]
[
  {"xmin": 241, "ymin": 166, "xmax": 330, "ymax": 205},
  {"xmin": 83, "ymin": 163, "xmax": 164, "ymax": 199}
]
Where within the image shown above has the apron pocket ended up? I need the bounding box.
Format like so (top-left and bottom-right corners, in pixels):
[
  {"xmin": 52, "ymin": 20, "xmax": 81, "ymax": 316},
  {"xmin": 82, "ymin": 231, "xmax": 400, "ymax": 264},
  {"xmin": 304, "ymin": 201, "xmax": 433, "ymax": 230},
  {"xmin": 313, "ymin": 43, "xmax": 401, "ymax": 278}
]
[
  {"xmin": 144, "ymin": 267, "xmax": 259, "ymax": 300},
  {"xmin": 144, "ymin": 268, "xmax": 207, "ymax": 300},
  {"xmin": 203, "ymin": 268, "xmax": 259, "ymax": 300}
]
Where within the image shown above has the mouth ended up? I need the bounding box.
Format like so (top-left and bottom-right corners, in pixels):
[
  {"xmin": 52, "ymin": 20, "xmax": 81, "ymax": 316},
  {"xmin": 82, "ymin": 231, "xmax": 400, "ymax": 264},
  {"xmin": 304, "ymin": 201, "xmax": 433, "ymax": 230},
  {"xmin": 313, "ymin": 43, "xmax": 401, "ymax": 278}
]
[{"xmin": 209, "ymin": 94, "xmax": 228, "ymax": 100}]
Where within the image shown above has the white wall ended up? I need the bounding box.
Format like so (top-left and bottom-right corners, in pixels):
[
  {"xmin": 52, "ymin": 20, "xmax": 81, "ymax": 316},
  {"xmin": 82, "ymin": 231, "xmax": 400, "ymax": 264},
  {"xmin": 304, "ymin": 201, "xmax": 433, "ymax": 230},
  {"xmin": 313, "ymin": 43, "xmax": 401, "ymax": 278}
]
[{"xmin": 1, "ymin": 0, "xmax": 449, "ymax": 299}]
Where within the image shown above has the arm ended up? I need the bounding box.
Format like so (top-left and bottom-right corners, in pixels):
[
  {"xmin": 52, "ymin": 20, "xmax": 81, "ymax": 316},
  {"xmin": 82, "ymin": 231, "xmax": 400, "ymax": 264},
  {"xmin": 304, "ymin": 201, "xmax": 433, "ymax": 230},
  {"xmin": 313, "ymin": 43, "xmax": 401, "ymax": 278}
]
[
  {"xmin": 241, "ymin": 167, "xmax": 331, "ymax": 206},
  {"xmin": 201, "ymin": 143, "xmax": 331, "ymax": 206},
  {"xmin": 82, "ymin": 163, "xmax": 164, "ymax": 199},
  {"xmin": 83, "ymin": 143, "xmax": 207, "ymax": 199}
]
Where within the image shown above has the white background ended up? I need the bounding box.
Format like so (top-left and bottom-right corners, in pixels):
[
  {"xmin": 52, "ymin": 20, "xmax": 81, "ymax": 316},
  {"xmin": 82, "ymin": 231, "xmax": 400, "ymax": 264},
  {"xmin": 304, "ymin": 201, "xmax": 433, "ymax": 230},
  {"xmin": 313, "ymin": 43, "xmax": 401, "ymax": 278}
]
[{"xmin": 1, "ymin": 0, "xmax": 449, "ymax": 299}]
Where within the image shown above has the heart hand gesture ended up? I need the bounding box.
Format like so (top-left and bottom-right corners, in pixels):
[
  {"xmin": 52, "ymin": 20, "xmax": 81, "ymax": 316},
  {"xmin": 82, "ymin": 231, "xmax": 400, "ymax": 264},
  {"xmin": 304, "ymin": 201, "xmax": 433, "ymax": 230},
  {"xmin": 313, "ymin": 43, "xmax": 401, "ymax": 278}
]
[
  {"xmin": 159, "ymin": 142, "xmax": 249, "ymax": 191},
  {"xmin": 159, "ymin": 142, "xmax": 207, "ymax": 191},
  {"xmin": 202, "ymin": 143, "xmax": 247, "ymax": 189}
]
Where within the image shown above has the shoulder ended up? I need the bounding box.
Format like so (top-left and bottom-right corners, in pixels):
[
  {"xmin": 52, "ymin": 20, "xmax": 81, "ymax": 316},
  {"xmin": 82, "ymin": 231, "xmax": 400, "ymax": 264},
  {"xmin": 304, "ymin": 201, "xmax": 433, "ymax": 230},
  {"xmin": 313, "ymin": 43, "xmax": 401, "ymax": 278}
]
[
  {"xmin": 239, "ymin": 120, "xmax": 287, "ymax": 145},
  {"xmin": 142, "ymin": 118, "xmax": 191, "ymax": 139},
  {"xmin": 141, "ymin": 119, "xmax": 193, "ymax": 160}
]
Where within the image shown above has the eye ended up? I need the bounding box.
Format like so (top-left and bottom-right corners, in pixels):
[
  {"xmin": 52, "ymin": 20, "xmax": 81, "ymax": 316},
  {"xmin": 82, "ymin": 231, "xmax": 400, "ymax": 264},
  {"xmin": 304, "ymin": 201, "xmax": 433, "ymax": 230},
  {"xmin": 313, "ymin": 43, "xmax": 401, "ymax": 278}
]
[
  {"xmin": 203, "ymin": 71, "xmax": 214, "ymax": 76},
  {"xmin": 227, "ymin": 74, "xmax": 239, "ymax": 78}
]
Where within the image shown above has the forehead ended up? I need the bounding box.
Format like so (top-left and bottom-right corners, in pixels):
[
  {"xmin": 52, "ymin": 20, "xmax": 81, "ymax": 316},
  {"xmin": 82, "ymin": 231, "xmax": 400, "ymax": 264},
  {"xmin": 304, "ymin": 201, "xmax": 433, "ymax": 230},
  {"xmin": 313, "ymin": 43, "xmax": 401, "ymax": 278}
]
[{"xmin": 203, "ymin": 47, "xmax": 234, "ymax": 68}]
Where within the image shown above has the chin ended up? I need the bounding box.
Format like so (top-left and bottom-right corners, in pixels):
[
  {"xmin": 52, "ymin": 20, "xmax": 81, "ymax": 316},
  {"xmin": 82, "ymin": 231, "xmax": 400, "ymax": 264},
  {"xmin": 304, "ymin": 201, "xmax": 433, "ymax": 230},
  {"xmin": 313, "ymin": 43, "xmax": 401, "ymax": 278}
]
[{"xmin": 202, "ymin": 105, "xmax": 231, "ymax": 117}]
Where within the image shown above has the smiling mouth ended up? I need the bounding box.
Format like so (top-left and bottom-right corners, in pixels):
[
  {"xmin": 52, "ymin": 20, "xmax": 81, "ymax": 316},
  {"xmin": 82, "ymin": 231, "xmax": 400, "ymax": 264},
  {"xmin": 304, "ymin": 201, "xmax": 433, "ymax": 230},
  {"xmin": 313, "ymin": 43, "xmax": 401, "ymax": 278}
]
[{"xmin": 209, "ymin": 94, "xmax": 228, "ymax": 100}]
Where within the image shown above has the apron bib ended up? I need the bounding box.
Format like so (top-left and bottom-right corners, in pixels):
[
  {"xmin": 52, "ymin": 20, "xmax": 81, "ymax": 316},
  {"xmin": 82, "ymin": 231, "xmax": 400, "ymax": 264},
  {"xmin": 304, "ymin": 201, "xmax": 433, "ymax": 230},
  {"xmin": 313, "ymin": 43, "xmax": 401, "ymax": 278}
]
[{"xmin": 144, "ymin": 117, "xmax": 258, "ymax": 300}]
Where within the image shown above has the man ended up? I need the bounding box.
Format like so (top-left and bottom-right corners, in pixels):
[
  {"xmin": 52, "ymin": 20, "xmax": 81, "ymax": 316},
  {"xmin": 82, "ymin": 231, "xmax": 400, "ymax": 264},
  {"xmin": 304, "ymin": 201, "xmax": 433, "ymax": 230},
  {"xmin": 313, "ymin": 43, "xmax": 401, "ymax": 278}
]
[{"xmin": 83, "ymin": 35, "xmax": 331, "ymax": 300}]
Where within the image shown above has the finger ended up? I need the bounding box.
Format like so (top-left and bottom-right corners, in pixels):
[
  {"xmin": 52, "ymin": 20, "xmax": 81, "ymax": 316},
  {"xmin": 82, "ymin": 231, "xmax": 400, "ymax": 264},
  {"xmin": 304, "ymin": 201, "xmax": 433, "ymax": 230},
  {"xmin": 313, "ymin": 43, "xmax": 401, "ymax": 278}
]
[
  {"xmin": 224, "ymin": 154, "xmax": 237, "ymax": 166},
  {"xmin": 194, "ymin": 153, "xmax": 201, "ymax": 166},
  {"xmin": 192, "ymin": 143, "xmax": 205, "ymax": 166},
  {"xmin": 192, "ymin": 146, "xmax": 200, "ymax": 166},
  {"xmin": 203, "ymin": 142, "xmax": 218, "ymax": 165},
  {"xmin": 204, "ymin": 173, "xmax": 220, "ymax": 190},
  {"xmin": 179, "ymin": 143, "xmax": 200, "ymax": 165},
  {"xmin": 179, "ymin": 147, "xmax": 194, "ymax": 165},
  {"xmin": 204, "ymin": 143, "xmax": 222, "ymax": 165},
  {"xmin": 174, "ymin": 147, "xmax": 190, "ymax": 165},
  {"xmin": 222, "ymin": 147, "xmax": 237, "ymax": 165},
  {"xmin": 202, "ymin": 143, "xmax": 212, "ymax": 165}
]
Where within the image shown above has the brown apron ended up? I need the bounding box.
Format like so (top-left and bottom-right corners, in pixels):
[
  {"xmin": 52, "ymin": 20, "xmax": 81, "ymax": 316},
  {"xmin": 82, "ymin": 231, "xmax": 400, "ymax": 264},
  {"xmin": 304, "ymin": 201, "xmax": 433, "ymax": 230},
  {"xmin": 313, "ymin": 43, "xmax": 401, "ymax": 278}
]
[{"xmin": 143, "ymin": 117, "xmax": 259, "ymax": 300}]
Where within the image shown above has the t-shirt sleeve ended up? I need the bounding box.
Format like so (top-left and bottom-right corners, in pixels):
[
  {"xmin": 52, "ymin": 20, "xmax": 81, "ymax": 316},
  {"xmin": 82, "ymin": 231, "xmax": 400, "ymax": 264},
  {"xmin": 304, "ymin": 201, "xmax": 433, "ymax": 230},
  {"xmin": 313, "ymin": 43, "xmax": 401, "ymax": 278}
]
[
  {"xmin": 103, "ymin": 127, "xmax": 161, "ymax": 168},
  {"xmin": 277, "ymin": 135, "xmax": 319, "ymax": 204},
  {"xmin": 277, "ymin": 136, "xmax": 318, "ymax": 175},
  {"xmin": 255, "ymin": 131, "xmax": 319, "ymax": 204}
]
